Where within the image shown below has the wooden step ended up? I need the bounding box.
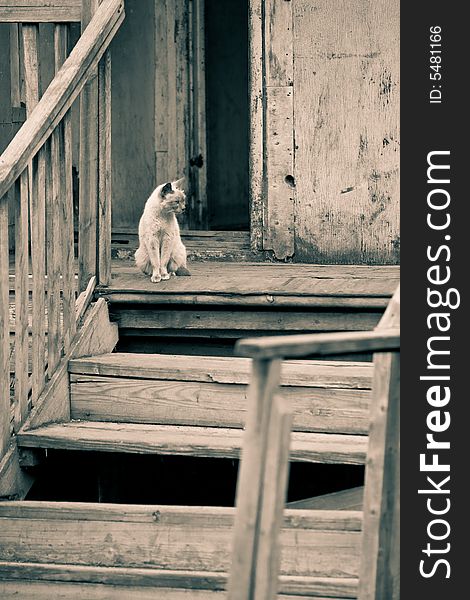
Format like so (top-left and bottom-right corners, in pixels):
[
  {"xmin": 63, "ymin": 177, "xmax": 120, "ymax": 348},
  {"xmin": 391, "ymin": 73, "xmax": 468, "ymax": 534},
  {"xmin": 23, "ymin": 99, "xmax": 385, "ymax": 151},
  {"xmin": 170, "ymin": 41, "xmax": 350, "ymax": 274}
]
[
  {"xmin": 0, "ymin": 501, "xmax": 361, "ymax": 587},
  {"xmin": 18, "ymin": 422, "xmax": 367, "ymax": 464},
  {"xmin": 0, "ymin": 567, "xmax": 357, "ymax": 599},
  {"xmin": 69, "ymin": 353, "xmax": 373, "ymax": 435}
]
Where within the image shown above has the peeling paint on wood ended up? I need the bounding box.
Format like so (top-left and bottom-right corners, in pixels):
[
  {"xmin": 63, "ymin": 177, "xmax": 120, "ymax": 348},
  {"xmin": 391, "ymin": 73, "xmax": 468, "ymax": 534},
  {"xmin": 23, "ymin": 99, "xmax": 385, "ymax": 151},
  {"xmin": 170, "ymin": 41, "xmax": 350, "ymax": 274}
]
[{"xmin": 292, "ymin": 0, "xmax": 399, "ymax": 264}]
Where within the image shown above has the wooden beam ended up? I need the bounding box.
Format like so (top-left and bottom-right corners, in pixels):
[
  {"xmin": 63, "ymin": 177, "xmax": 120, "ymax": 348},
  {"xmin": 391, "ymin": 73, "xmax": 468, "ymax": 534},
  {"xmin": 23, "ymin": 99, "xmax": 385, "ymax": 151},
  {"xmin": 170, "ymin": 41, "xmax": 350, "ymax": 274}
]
[
  {"xmin": 248, "ymin": 0, "xmax": 264, "ymax": 252},
  {"xmin": 78, "ymin": 0, "xmax": 100, "ymax": 292},
  {"xmin": 0, "ymin": 443, "xmax": 34, "ymax": 500},
  {"xmin": 358, "ymin": 351, "xmax": 400, "ymax": 600},
  {"xmin": 0, "ymin": 0, "xmax": 125, "ymax": 200},
  {"xmin": 97, "ymin": 47, "xmax": 112, "ymax": 285},
  {"xmin": 0, "ymin": 191, "xmax": 9, "ymax": 459},
  {"xmin": 236, "ymin": 329, "xmax": 400, "ymax": 360},
  {"xmin": 228, "ymin": 359, "xmax": 282, "ymax": 600},
  {"xmin": 0, "ymin": 1, "xmax": 81, "ymax": 22},
  {"xmin": 254, "ymin": 395, "xmax": 292, "ymax": 600},
  {"xmin": 22, "ymin": 298, "xmax": 118, "ymax": 431}
]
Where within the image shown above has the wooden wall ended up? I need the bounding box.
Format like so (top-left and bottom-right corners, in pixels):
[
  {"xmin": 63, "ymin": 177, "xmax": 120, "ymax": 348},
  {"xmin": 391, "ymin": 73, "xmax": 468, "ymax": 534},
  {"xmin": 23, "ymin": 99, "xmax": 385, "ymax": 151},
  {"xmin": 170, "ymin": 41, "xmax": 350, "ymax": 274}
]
[{"xmin": 260, "ymin": 0, "xmax": 400, "ymax": 264}]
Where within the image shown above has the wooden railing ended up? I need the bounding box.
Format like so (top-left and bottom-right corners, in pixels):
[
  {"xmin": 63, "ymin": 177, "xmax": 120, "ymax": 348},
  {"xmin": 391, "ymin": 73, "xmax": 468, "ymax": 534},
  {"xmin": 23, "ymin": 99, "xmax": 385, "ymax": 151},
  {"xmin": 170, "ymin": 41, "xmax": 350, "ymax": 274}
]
[
  {"xmin": 0, "ymin": 0, "xmax": 124, "ymax": 473},
  {"xmin": 228, "ymin": 286, "xmax": 400, "ymax": 600}
]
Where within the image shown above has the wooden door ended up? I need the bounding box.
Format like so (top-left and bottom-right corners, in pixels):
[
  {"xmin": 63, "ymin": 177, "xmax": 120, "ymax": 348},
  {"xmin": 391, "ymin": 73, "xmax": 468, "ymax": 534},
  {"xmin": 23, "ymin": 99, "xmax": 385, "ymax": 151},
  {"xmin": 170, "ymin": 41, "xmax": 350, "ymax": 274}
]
[{"xmin": 251, "ymin": 0, "xmax": 400, "ymax": 264}]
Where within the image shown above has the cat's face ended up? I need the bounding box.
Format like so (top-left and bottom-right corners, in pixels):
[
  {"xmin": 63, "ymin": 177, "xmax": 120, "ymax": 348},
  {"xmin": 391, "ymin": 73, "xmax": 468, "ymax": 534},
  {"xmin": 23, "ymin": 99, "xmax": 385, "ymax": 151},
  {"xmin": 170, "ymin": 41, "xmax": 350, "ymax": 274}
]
[{"xmin": 159, "ymin": 179, "xmax": 186, "ymax": 214}]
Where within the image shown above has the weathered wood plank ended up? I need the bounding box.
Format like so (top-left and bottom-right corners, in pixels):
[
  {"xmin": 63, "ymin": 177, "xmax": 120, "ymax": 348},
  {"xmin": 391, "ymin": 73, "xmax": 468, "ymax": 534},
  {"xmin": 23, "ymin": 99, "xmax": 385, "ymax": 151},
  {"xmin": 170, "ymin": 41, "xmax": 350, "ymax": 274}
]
[
  {"xmin": 0, "ymin": 562, "xmax": 359, "ymax": 598},
  {"xmin": 14, "ymin": 172, "xmax": 29, "ymax": 429},
  {"xmin": 0, "ymin": 502, "xmax": 362, "ymax": 578},
  {"xmin": 70, "ymin": 374, "xmax": 371, "ymax": 434},
  {"xmin": 0, "ymin": 1, "xmax": 81, "ymax": 22},
  {"xmin": 23, "ymin": 298, "xmax": 118, "ymax": 431},
  {"xmin": 264, "ymin": 86, "xmax": 294, "ymax": 259},
  {"xmin": 287, "ymin": 486, "xmax": 364, "ymax": 511},
  {"xmin": 78, "ymin": 0, "xmax": 99, "ymax": 291},
  {"xmin": 264, "ymin": 0, "xmax": 293, "ymax": 87},
  {"xmin": 293, "ymin": 0, "xmax": 400, "ymax": 263},
  {"xmin": 248, "ymin": 0, "xmax": 264, "ymax": 251},
  {"xmin": 155, "ymin": 0, "xmax": 169, "ymax": 183},
  {"xmin": 113, "ymin": 308, "xmax": 381, "ymax": 333},
  {"xmin": 47, "ymin": 124, "xmax": 63, "ymax": 375},
  {"xmin": 68, "ymin": 353, "xmax": 374, "ymax": 389},
  {"xmin": 102, "ymin": 271, "xmax": 398, "ymax": 297},
  {"xmin": 236, "ymin": 329, "xmax": 400, "ymax": 360},
  {"xmin": 188, "ymin": 0, "xmax": 207, "ymax": 229},
  {"xmin": 229, "ymin": 359, "xmax": 279, "ymax": 600},
  {"xmin": 254, "ymin": 395, "xmax": 293, "ymax": 600},
  {"xmin": 0, "ymin": 193, "xmax": 9, "ymax": 458},
  {"xmin": 17, "ymin": 421, "xmax": 368, "ymax": 465},
  {"xmin": 75, "ymin": 274, "xmax": 96, "ymax": 323},
  {"xmin": 0, "ymin": 0, "xmax": 125, "ymax": 199},
  {"xmin": 97, "ymin": 48, "xmax": 112, "ymax": 286},
  {"xmin": 0, "ymin": 443, "xmax": 34, "ymax": 499},
  {"xmin": 359, "ymin": 351, "xmax": 400, "ymax": 599}
]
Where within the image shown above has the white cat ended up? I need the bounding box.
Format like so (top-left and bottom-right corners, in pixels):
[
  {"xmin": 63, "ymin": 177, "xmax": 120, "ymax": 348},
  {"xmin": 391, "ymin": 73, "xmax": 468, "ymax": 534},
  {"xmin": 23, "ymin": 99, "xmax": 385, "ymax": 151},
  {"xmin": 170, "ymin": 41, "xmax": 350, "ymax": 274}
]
[{"xmin": 135, "ymin": 178, "xmax": 191, "ymax": 282}]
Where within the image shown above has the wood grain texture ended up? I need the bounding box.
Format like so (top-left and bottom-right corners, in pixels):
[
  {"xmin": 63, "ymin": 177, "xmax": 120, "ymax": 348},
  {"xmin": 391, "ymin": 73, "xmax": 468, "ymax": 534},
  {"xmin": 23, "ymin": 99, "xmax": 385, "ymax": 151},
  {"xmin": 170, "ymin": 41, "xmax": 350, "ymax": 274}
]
[
  {"xmin": 254, "ymin": 395, "xmax": 293, "ymax": 600},
  {"xmin": 358, "ymin": 350, "xmax": 400, "ymax": 599},
  {"xmin": 0, "ymin": 1, "xmax": 81, "ymax": 22},
  {"xmin": 0, "ymin": 0, "xmax": 124, "ymax": 199},
  {"xmin": 68, "ymin": 353, "xmax": 374, "ymax": 389},
  {"xmin": 264, "ymin": 86, "xmax": 295, "ymax": 259},
  {"xmin": 17, "ymin": 421, "xmax": 368, "ymax": 464},
  {"xmin": 0, "ymin": 562, "xmax": 358, "ymax": 598},
  {"xmin": 293, "ymin": 0, "xmax": 399, "ymax": 264},
  {"xmin": 0, "ymin": 194, "xmax": 9, "ymax": 459},
  {"xmin": 248, "ymin": 6, "xmax": 264, "ymax": 252},
  {"xmin": 265, "ymin": 0, "xmax": 293, "ymax": 87},
  {"xmin": 287, "ymin": 486, "xmax": 364, "ymax": 511},
  {"xmin": 236, "ymin": 329, "xmax": 400, "ymax": 360},
  {"xmin": 0, "ymin": 502, "xmax": 362, "ymax": 578},
  {"xmin": 97, "ymin": 48, "xmax": 112, "ymax": 286},
  {"xmin": 23, "ymin": 298, "xmax": 117, "ymax": 431},
  {"xmin": 78, "ymin": 0, "xmax": 100, "ymax": 292},
  {"xmin": 47, "ymin": 124, "xmax": 63, "ymax": 375},
  {"xmin": 69, "ymin": 374, "xmax": 371, "ymax": 434},
  {"xmin": 14, "ymin": 171, "xmax": 29, "ymax": 429},
  {"xmin": 188, "ymin": 0, "xmax": 207, "ymax": 229},
  {"xmin": 0, "ymin": 580, "xmax": 357, "ymax": 600},
  {"xmin": 0, "ymin": 443, "xmax": 34, "ymax": 499},
  {"xmin": 228, "ymin": 359, "xmax": 282, "ymax": 600},
  {"xmin": 113, "ymin": 307, "xmax": 381, "ymax": 333}
]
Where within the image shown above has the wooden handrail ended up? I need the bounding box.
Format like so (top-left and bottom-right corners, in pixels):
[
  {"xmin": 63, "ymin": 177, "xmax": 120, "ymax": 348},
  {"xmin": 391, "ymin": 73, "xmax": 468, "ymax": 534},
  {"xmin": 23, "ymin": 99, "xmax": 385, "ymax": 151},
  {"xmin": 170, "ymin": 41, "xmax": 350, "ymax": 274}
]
[
  {"xmin": 235, "ymin": 328, "xmax": 400, "ymax": 359},
  {"xmin": 0, "ymin": 0, "xmax": 124, "ymax": 200}
]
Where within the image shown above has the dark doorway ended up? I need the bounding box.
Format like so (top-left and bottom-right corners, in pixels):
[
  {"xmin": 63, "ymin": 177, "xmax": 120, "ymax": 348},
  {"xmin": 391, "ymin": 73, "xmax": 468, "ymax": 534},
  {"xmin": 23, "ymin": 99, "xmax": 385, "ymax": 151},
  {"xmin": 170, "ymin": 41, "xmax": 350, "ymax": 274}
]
[{"xmin": 205, "ymin": 0, "xmax": 249, "ymax": 231}]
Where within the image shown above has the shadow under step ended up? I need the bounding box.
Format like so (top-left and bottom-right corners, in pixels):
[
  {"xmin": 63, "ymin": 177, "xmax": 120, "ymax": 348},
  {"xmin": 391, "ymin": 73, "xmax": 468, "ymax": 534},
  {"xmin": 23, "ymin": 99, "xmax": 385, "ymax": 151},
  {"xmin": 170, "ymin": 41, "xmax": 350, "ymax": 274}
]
[{"xmin": 17, "ymin": 422, "xmax": 367, "ymax": 465}]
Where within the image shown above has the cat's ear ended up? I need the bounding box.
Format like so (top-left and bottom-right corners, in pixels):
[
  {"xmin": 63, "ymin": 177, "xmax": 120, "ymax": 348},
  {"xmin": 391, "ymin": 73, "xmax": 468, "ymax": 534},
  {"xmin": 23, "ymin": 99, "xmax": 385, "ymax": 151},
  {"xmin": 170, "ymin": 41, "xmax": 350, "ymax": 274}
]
[
  {"xmin": 173, "ymin": 177, "xmax": 185, "ymax": 190},
  {"xmin": 160, "ymin": 182, "xmax": 173, "ymax": 197}
]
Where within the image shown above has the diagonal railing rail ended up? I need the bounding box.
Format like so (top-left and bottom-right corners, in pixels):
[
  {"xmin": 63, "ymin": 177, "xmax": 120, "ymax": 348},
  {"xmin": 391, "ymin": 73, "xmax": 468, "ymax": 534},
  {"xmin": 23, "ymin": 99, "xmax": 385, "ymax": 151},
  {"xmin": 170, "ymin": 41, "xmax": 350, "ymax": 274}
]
[{"xmin": 0, "ymin": 0, "xmax": 124, "ymax": 484}]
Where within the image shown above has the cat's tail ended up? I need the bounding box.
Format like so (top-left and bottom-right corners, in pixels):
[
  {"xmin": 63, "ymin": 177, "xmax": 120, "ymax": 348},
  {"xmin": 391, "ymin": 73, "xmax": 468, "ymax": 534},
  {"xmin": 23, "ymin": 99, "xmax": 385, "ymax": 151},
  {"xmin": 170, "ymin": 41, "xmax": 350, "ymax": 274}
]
[
  {"xmin": 135, "ymin": 245, "xmax": 151, "ymax": 275},
  {"xmin": 175, "ymin": 266, "xmax": 191, "ymax": 276}
]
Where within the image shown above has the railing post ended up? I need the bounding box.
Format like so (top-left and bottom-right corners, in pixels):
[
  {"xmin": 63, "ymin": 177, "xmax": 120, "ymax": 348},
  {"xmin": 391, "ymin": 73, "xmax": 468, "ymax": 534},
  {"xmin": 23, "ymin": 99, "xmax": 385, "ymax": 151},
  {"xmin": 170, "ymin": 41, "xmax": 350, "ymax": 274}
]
[
  {"xmin": 0, "ymin": 196, "xmax": 9, "ymax": 461},
  {"xmin": 228, "ymin": 358, "xmax": 292, "ymax": 600},
  {"xmin": 79, "ymin": 0, "xmax": 100, "ymax": 292},
  {"xmin": 97, "ymin": 46, "xmax": 112, "ymax": 286},
  {"xmin": 359, "ymin": 285, "xmax": 400, "ymax": 599}
]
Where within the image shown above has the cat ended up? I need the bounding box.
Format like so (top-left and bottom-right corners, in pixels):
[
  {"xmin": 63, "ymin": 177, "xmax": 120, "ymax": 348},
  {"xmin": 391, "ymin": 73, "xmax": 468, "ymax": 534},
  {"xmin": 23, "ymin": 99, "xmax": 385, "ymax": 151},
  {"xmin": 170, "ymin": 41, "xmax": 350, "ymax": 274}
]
[{"xmin": 135, "ymin": 178, "xmax": 191, "ymax": 282}]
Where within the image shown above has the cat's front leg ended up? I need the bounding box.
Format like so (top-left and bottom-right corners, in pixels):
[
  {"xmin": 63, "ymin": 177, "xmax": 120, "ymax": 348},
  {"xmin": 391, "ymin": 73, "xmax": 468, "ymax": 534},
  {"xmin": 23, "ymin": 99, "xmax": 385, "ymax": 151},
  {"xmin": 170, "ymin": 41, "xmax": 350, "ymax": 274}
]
[
  {"xmin": 147, "ymin": 239, "xmax": 162, "ymax": 283},
  {"xmin": 160, "ymin": 237, "xmax": 173, "ymax": 280}
]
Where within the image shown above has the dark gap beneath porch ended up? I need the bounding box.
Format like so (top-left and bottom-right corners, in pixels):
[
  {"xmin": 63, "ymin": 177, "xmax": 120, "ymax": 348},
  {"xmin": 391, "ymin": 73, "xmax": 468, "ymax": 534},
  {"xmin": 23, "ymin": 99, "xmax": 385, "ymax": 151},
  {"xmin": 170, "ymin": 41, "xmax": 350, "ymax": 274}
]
[{"xmin": 26, "ymin": 451, "xmax": 364, "ymax": 507}]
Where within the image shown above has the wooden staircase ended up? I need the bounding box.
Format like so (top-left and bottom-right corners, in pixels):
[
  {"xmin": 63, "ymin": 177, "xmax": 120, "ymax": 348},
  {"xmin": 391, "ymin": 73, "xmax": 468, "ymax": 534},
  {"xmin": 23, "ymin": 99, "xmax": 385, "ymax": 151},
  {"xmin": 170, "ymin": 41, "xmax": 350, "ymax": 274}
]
[{"xmin": 0, "ymin": 273, "xmax": 399, "ymax": 599}]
